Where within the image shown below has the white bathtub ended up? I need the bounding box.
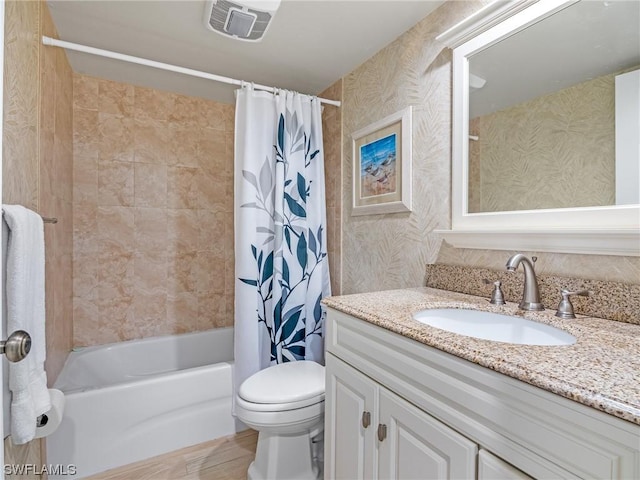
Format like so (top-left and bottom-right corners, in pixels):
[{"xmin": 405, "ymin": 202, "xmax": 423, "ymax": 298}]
[{"xmin": 47, "ymin": 328, "xmax": 243, "ymax": 479}]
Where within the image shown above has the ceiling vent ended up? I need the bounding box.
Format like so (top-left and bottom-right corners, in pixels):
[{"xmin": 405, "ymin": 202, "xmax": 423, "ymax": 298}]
[{"xmin": 204, "ymin": 0, "xmax": 281, "ymax": 42}]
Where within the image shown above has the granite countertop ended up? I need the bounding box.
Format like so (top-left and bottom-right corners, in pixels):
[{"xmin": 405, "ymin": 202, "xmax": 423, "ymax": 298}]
[{"xmin": 323, "ymin": 287, "xmax": 640, "ymax": 425}]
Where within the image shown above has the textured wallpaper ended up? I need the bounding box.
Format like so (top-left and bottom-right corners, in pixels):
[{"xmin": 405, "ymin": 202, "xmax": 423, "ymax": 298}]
[
  {"xmin": 469, "ymin": 73, "xmax": 616, "ymax": 213},
  {"xmin": 339, "ymin": 0, "xmax": 640, "ymax": 294},
  {"xmin": 341, "ymin": 1, "xmax": 489, "ymax": 294}
]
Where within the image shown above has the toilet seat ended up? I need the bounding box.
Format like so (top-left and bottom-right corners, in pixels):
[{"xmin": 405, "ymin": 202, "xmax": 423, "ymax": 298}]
[
  {"xmin": 235, "ymin": 395, "xmax": 324, "ymax": 431},
  {"xmin": 238, "ymin": 360, "xmax": 325, "ymax": 412},
  {"xmin": 236, "ymin": 393, "xmax": 324, "ymax": 412}
]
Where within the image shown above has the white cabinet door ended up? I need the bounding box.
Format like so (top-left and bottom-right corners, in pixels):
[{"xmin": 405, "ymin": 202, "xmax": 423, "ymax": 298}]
[
  {"xmin": 325, "ymin": 354, "xmax": 378, "ymax": 480},
  {"xmin": 478, "ymin": 449, "xmax": 533, "ymax": 480},
  {"xmin": 377, "ymin": 388, "xmax": 477, "ymax": 480}
]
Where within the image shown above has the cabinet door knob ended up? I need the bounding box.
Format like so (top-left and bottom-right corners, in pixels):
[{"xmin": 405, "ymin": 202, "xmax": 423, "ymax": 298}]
[
  {"xmin": 361, "ymin": 411, "xmax": 371, "ymax": 428},
  {"xmin": 377, "ymin": 423, "xmax": 387, "ymax": 442}
]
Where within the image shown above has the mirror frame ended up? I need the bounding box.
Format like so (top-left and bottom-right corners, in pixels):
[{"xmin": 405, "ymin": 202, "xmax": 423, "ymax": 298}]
[{"xmin": 436, "ymin": 0, "xmax": 639, "ymax": 256}]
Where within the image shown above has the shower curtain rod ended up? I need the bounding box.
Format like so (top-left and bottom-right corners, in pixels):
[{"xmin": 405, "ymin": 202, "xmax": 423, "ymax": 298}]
[{"xmin": 42, "ymin": 36, "xmax": 341, "ymax": 107}]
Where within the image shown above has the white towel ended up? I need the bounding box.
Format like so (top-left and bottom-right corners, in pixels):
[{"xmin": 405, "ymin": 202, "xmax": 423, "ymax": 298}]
[{"xmin": 2, "ymin": 205, "xmax": 50, "ymax": 444}]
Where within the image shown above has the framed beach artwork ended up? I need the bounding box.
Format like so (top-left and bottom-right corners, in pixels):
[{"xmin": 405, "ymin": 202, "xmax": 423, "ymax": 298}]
[{"xmin": 351, "ymin": 106, "xmax": 412, "ymax": 216}]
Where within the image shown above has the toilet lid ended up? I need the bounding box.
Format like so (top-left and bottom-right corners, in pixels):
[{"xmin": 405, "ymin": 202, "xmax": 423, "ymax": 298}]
[{"xmin": 238, "ymin": 360, "xmax": 325, "ymax": 404}]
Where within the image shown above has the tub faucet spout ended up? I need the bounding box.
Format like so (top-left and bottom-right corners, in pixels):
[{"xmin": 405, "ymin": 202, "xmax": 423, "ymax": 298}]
[{"xmin": 506, "ymin": 254, "xmax": 544, "ymax": 311}]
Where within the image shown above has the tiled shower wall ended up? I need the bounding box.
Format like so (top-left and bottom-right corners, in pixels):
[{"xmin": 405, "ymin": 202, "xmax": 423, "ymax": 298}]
[{"xmin": 72, "ymin": 75, "xmax": 235, "ymax": 347}]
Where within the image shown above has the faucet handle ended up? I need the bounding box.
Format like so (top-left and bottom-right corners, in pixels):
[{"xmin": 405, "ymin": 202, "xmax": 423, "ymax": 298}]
[
  {"xmin": 555, "ymin": 289, "xmax": 589, "ymax": 319},
  {"xmin": 483, "ymin": 279, "xmax": 506, "ymax": 305}
]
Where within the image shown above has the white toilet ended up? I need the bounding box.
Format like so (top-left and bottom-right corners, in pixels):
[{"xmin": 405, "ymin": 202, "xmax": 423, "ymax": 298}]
[{"xmin": 235, "ymin": 360, "xmax": 325, "ymax": 480}]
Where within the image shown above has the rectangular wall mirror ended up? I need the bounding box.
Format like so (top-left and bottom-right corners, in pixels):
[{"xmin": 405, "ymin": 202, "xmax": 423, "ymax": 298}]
[{"xmin": 436, "ymin": 0, "xmax": 640, "ymax": 256}]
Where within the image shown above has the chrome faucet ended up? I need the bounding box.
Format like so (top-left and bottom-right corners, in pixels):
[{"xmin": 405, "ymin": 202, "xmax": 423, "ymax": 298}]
[{"xmin": 505, "ymin": 254, "xmax": 544, "ymax": 311}]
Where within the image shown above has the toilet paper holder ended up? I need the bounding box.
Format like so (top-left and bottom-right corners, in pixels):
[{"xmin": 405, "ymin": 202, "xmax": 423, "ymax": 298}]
[
  {"xmin": 34, "ymin": 388, "xmax": 65, "ymax": 439},
  {"xmin": 36, "ymin": 413, "xmax": 49, "ymax": 428}
]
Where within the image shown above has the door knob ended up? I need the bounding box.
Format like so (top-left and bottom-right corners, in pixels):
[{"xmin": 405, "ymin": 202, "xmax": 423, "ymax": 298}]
[{"xmin": 1, "ymin": 330, "xmax": 31, "ymax": 362}]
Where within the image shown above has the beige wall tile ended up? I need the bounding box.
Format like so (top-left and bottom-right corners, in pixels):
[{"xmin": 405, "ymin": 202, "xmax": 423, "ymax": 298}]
[
  {"xmin": 73, "ymin": 203, "xmax": 99, "ymax": 254},
  {"xmin": 98, "ymin": 160, "xmax": 134, "ymax": 206},
  {"xmin": 40, "ymin": 53, "xmax": 56, "ymax": 135},
  {"xmin": 167, "ymin": 208, "xmax": 200, "ymax": 252},
  {"xmin": 223, "ymin": 213, "xmax": 234, "ymax": 257},
  {"xmin": 96, "ymin": 249, "xmax": 135, "ymax": 339},
  {"xmin": 73, "ymin": 254, "xmax": 98, "ymax": 302},
  {"xmin": 167, "ymin": 292, "xmax": 199, "ymax": 333},
  {"xmin": 98, "ymin": 113, "xmax": 134, "ymax": 162},
  {"xmin": 99, "ymin": 79, "xmax": 134, "ymax": 116},
  {"xmin": 134, "ymin": 86, "xmax": 176, "ymax": 121},
  {"xmin": 198, "ymin": 293, "xmax": 227, "ymax": 329},
  {"xmin": 73, "ymin": 155, "xmax": 98, "ymax": 204},
  {"xmin": 134, "ymin": 207, "xmax": 168, "ymax": 252},
  {"xmin": 73, "ymin": 74, "xmax": 98, "ymax": 111},
  {"xmin": 132, "ymin": 292, "xmax": 167, "ymax": 335},
  {"xmin": 197, "ymin": 129, "xmax": 227, "ymax": 173},
  {"xmin": 74, "ymin": 108, "xmax": 100, "ymax": 151},
  {"xmin": 199, "ymin": 99, "xmax": 230, "ymax": 131},
  {"xmin": 98, "ymin": 206, "xmax": 135, "ymax": 251},
  {"xmin": 55, "ymin": 84, "xmax": 73, "ymax": 147},
  {"xmin": 197, "ymin": 210, "xmax": 225, "ymax": 254},
  {"xmin": 133, "ymin": 118, "xmax": 173, "ymax": 164},
  {"xmin": 172, "ymin": 126, "xmax": 200, "ymax": 168},
  {"xmin": 134, "ymin": 251, "xmax": 168, "ymax": 295},
  {"xmin": 72, "ymin": 297, "xmax": 99, "ymax": 347},
  {"xmin": 73, "ymin": 76, "xmax": 235, "ymax": 346},
  {"xmin": 134, "ymin": 163, "xmax": 168, "ymax": 208},
  {"xmin": 197, "ymin": 251, "xmax": 225, "ymax": 295},
  {"xmin": 167, "ymin": 166, "xmax": 199, "ymax": 209},
  {"xmin": 167, "ymin": 251, "xmax": 199, "ymax": 296},
  {"xmin": 39, "ymin": 131, "xmax": 56, "ymax": 202},
  {"xmin": 170, "ymin": 95, "xmax": 200, "ymax": 127},
  {"xmin": 197, "ymin": 170, "xmax": 227, "ymax": 211}
]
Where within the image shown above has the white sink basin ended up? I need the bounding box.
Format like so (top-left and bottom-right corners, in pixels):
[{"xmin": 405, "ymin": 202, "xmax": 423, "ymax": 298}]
[{"xmin": 412, "ymin": 308, "xmax": 576, "ymax": 346}]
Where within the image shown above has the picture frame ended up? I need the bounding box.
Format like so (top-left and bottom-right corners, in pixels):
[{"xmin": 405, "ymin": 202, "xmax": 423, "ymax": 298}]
[{"xmin": 351, "ymin": 106, "xmax": 412, "ymax": 216}]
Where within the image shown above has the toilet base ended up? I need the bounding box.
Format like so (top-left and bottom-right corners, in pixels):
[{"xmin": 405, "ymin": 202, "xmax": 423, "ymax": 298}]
[{"xmin": 248, "ymin": 429, "xmax": 323, "ymax": 480}]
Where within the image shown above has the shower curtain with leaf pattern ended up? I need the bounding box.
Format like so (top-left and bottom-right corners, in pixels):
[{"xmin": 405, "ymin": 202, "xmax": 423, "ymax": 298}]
[{"xmin": 233, "ymin": 85, "xmax": 331, "ymax": 402}]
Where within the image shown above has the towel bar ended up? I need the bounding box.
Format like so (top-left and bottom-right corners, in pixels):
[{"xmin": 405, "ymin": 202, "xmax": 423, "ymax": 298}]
[{"xmin": 1, "ymin": 209, "xmax": 57, "ymax": 224}]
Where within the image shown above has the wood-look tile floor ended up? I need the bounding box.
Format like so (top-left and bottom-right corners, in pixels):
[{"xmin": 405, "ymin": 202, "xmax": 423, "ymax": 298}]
[{"xmin": 86, "ymin": 429, "xmax": 258, "ymax": 480}]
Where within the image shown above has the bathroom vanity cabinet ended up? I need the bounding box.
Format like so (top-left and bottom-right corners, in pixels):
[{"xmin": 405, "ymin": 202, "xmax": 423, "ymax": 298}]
[
  {"xmin": 324, "ymin": 308, "xmax": 640, "ymax": 479},
  {"xmin": 326, "ymin": 354, "xmax": 478, "ymax": 479}
]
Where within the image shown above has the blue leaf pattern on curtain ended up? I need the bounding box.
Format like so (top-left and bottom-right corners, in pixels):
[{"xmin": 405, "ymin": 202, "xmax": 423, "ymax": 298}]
[{"xmin": 236, "ymin": 89, "xmax": 330, "ymax": 369}]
